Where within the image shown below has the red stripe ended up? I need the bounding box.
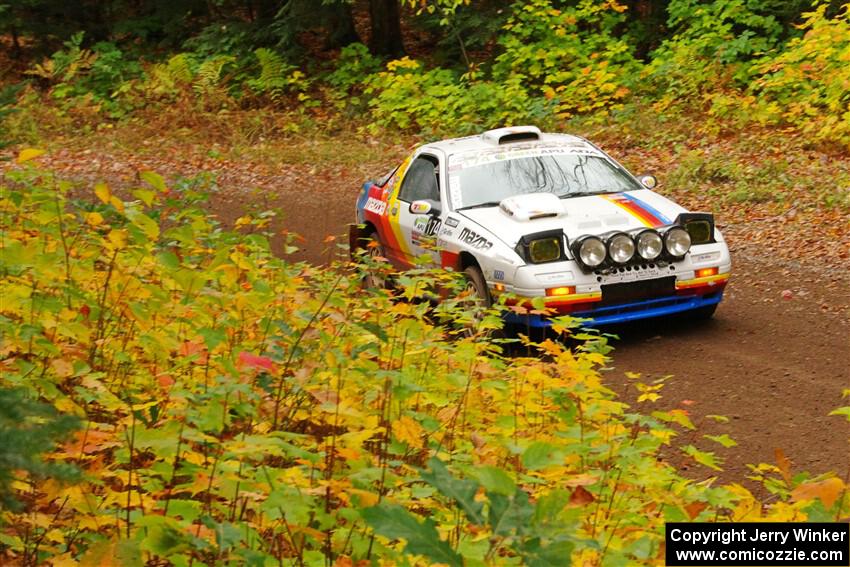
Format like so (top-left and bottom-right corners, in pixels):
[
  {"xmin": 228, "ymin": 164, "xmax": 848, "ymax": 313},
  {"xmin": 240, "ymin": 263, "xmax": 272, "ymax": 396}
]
[{"xmin": 607, "ymin": 195, "xmax": 665, "ymax": 227}]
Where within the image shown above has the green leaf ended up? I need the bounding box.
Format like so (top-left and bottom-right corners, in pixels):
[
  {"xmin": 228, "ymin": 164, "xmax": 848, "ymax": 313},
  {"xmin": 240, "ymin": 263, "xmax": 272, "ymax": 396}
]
[
  {"xmin": 140, "ymin": 171, "xmax": 167, "ymax": 192},
  {"xmin": 421, "ymin": 457, "xmax": 484, "ymax": 524},
  {"xmin": 475, "ymin": 466, "xmax": 516, "ymax": 496},
  {"xmin": 488, "ymin": 488, "xmax": 534, "ymax": 536},
  {"xmin": 133, "ymin": 188, "xmax": 157, "ymax": 207},
  {"xmin": 682, "ymin": 445, "xmax": 723, "ymax": 471},
  {"xmin": 518, "ymin": 538, "xmax": 576, "ymax": 567},
  {"xmin": 361, "ymin": 503, "xmax": 462, "ymax": 567},
  {"xmin": 126, "ymin": 208, "xmax": 160, "ymax": 241},
  {"xmin": 522, "ymin": 441, "xmax": 564, "ymax": 470},
  {"xmin": 704, "ymin": 433, "xmax": 737, "ymax": 448}
]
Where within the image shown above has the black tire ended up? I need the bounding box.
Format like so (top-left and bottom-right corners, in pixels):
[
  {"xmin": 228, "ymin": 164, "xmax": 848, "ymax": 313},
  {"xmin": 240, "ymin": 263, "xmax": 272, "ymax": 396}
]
[
  {"xmin": 690, "ymin": 303, "xmax": 718, "ymax": 320},
  {"xmin": 360, "ymin": 230, "xmax": 388, "ymax": 289},
  {"xmin": 463, "ymin": 265, "xmax": 491, "ymax": 308},
  {"xmin": 454, "ymin": 265, "xmax": 491, "ymax": 336}
]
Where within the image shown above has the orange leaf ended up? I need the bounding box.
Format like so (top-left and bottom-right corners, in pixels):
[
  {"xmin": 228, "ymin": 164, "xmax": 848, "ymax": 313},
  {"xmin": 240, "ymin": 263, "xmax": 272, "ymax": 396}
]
[
  {"xmin": 392, "ymin": 415, "xmax": 425, "ymax": 449},
  {"xmin": 775, "ymin": 448, "xmax": 793, "ymax": 484},
  {"xmin": 791, "ymin": 477, "xmax": 845, "ymax": 508},
  {"xmin": 685, "ymin": 501, "xmax": 708, "ymax": 519},
  {"xmin": 237, "ymin": 351, "xmax": 276, "ymax": 373},
  {"xmin": 568, "ymin": 486, "xmax": 595, "ymax": 507}
]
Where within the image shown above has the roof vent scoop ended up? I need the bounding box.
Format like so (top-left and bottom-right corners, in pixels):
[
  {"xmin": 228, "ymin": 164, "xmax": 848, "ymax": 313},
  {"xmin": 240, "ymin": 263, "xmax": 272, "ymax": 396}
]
[
  {"xmin": 499, "ymin": 192, "xmax": 565, "ymax": 221},
  {"xmin": 481, "ymin": 126, "xmax": 542, "ymax": 145}
]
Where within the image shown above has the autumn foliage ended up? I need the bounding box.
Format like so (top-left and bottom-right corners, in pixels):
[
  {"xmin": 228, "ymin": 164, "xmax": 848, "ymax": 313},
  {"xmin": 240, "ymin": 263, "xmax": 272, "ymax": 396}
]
[{"xmin": 1, "ymin": 157, "xmax": 848, "ymax": 565}]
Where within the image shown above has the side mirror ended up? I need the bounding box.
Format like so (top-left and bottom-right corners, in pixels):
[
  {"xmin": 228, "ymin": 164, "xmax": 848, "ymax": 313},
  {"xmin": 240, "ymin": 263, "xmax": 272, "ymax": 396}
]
[
  {"xmin": 409, "ymin": 200, "xmax": 441, "ymax": 216},
  {"xmin": 639, "ymin": 174, "xmax": 658, "ymax": 189}
]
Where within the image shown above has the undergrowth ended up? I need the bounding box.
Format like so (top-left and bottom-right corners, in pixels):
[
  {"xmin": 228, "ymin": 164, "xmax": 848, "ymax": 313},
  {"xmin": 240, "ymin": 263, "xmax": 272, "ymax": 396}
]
[{"xmin": 1, "ymin": 155, "xmax": 848, "ymax": 565}]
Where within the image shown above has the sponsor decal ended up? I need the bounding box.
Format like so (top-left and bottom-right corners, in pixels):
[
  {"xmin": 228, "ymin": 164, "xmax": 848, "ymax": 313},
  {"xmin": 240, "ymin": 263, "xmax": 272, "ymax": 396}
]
[
  {"xmin": 494, "ymin": 270, "xmax": 505, "ymax": 281},
  {"xmin": 364, "ymin": 197, "xmax": 387, "ymax": 215},
  {"xmin": 445, "ymin": 216, "xmax": 459, "ymax": 228},
  {"xmin": 413, "ymin": 216, "xmax": 441, "ymax": 237},
  {"xmin": 459, "ymin": 227, "xmax": 493, "ymax": 250},
  {"xmin": 439, "ymin": 227, "xmax": 454, "ymax": 237},
  {"xmin": 449, "ymin": 146, "xmax": 600, "ymax": 170}
]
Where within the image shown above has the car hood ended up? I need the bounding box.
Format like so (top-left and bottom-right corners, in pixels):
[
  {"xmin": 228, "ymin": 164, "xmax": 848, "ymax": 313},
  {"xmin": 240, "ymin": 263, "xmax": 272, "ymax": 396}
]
[{"xmin": 457, "ymin": 190, "xmax": 688, "ymax": 248}]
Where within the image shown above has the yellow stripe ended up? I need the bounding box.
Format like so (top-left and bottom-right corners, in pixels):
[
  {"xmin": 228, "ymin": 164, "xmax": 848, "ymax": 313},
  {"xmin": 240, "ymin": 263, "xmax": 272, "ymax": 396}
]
[
  {"xmin": 544, "ymin": 291, "xmax": 602, "ymax": 304},
  {"xmin": 676, "ymin": 273, "xmax": 730, "ymax": 289},
  {"xmin": 601, "ymin": 195, "xmax": 655, "ymax": 228}
]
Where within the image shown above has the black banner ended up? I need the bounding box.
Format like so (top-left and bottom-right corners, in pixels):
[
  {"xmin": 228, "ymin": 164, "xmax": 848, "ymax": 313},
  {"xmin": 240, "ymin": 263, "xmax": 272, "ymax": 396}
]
[{"xmin": 666, "ymin": 522, "xmax": 849, "ymax": 566}]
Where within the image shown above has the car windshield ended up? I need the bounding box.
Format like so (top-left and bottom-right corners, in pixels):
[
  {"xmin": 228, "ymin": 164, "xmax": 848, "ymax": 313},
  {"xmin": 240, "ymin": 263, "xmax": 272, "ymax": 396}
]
[{"xmin": 449, "ymin": 151, "xmax": 642, "ymax": 210}]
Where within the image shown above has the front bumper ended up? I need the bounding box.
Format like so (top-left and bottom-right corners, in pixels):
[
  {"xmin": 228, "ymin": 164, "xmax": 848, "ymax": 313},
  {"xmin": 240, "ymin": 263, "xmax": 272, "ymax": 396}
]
[{"xmin": 503, "ymin": 290, "xmax": 724, "ymax": 328}]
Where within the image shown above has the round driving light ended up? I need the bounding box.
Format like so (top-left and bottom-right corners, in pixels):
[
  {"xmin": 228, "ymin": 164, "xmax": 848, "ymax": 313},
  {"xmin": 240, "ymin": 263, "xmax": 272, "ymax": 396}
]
[
  {"xmin": 664, "ymin": 227, "xmax": 691, "ymax": 257},
  {"xmin": 608, "ymin": 233, "xmax": 635, "ymax": 264},
  {"xmin": 578, "ymin": 237, "xmax": 606, "ymax": 268},
  {"xmin": 636, "ymin": 230, "xmax": 663, "ymax": 261}
]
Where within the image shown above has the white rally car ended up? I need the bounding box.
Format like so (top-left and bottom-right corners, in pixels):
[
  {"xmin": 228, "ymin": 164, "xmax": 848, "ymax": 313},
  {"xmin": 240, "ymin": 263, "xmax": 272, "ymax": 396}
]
[{"xmin": 351, "ymin": 126, "xmax": 731, "ymax": 327}]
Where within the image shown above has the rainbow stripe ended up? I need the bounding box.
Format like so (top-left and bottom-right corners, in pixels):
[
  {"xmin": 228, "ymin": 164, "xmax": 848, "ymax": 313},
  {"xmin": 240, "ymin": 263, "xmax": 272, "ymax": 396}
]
[{"xmin": 602, "ymin": 193, "xmax": 671, "ymax": 228}]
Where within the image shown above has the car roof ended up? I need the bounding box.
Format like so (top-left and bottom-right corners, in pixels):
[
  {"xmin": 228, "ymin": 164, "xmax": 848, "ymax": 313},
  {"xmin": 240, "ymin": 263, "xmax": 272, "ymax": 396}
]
[{"xmin": 417, "ymin": 126, "xmax": 597, "ymax": 159}]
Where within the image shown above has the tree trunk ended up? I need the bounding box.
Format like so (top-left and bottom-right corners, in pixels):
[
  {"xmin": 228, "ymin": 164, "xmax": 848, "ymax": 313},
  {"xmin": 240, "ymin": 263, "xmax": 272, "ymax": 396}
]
[
  {"xmin": 368, "ymin": 0, "xmax": 404, "ymax": 57},
  {"xmin": 326, "ymin": 2, "xmax": 361, "ymax": 49}
]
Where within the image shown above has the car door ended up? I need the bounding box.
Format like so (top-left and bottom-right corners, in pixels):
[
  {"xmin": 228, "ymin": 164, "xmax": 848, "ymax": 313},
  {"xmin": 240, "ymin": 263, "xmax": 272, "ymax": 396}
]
[{"xmin": 394, "ymin": 153, "xmax": 443, "ymax": 266}]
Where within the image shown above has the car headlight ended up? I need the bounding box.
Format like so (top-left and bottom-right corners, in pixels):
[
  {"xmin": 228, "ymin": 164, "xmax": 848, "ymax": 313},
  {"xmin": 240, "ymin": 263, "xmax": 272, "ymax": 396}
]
[
  {"xmin": 664, "ymin": 226, "xmax": 691, "ymax": 258},
  {"xmin": 683, "ymin": 219, "xmax": 712, "ymax": 244},
  {"xmin": 517, "ymin": 229, "xmax": 567, "ymax": 264},
  {"xmin": 636, "ymin": 230, "xmax": 663, "ymax": 261},
  {"xmin": 577, "ymin": 236, "xmax": 606, "ymax": 268},
  {"xmin": 675, "ymin": 212, "xmax": 716, "ymax": 245},
  {"xmin": 529, "ymin": 237, "xmax": 561, "ymax": 264},
  {"xmin": 608, "ymin": 233, "xmax": 635, "ymax": 264}
]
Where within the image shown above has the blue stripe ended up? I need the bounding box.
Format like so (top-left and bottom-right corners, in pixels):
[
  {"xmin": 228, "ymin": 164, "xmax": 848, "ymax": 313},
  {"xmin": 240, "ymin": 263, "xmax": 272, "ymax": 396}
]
[
  {"xmin": 622, "ymin": 193, "xmax": 671, "ymax": 224},
  {"xmin": 502, "ymin": 293, "xmax": 723, "ymax": 328}
]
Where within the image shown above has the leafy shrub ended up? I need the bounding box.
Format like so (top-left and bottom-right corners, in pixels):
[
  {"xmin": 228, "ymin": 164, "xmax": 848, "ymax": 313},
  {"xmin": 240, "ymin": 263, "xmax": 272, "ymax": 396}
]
[
  {"xmin": 0, "ymin": 84, "xmax": 22, "ymax": 153},
  {"xmin": 645, "ymin": 0, "xmax": 784, "ymax": 104},
  {"xmin": 364, "ymin": 57, "xmax": 550, "ymax": 135},
  {"xmin": 25, "ymin": 33, "xmax": 142, "ymax": 116},
  {"xmin": 492, "ymin": 0, "xmax": 639, "ymax": 119},
  {"xmin": 1, "ymin": 157, "xmax": 847, "ymax": 564},
  {"xmin": 325, "ymin": 43, "xmax": 383, "ymax": 97},
  {"xmin": 750, "ymin": 4, "xmax": 850, "ymax": 146},
  {"xmin": 0, "ymin": 388, "xmax": 80, "ymax": 512}
]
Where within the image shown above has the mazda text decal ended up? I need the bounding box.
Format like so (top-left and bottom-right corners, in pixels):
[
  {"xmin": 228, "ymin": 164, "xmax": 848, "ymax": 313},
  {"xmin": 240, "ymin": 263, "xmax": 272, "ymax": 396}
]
[{"xmin": 459, "ymin": 227, "xmax": 493, "ymax": 250}]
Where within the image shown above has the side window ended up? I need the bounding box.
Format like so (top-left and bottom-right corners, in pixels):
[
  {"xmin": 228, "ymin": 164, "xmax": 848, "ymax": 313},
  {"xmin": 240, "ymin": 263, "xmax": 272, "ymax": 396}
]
[{"xmin": 398, "ymin": 155, "xmax": 440, "ymax": 203}]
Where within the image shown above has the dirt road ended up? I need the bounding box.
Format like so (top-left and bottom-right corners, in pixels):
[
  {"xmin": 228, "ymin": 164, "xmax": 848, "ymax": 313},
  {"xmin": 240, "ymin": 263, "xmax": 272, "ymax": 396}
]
[{"xmin": 7, "ymin": 138, "xmax": 849, "ymax": 490}]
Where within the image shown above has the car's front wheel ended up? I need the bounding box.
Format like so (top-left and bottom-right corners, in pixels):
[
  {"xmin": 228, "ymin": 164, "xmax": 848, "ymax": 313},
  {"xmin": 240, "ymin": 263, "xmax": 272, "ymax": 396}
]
[
  {"xmin": 360, "ymin": 230, "xmax": 388, "ymax": 289},
  {"xmin": 463, "ymin": 265, "xmax": 491, "ymax": 309},
  {"xmin": 453, "ymin": 265, "xmax": 492, "ymax": 335}
]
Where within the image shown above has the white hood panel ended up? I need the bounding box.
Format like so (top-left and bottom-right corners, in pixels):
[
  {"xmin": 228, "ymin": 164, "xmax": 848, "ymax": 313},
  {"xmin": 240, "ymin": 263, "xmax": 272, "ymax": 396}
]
[{"xmin": 459, "ymin": 190, "xmax": 688, "ymax": 248}]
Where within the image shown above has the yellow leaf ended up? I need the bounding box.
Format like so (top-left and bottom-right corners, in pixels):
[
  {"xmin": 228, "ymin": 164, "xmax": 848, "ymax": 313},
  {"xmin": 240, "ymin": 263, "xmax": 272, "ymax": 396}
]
[
  {"xmin": 51, "ymin": 358, "xmax": 74, "ymax": 378},
  {"xmin": 17, "ymin": 148, "xmax": 45, "ymax": 163},
  {"xmin": 94, "ymin": 182, "xmax": 111, "ymax": 205},
  {"xmin": 109, "ymin": 196, "xmax": 124, "ymax": 213},
  {"xmin": 50, "ymin": 552, "xmax": 79, "ymax": 567},
  {"xmin": 85, "ymin": 212, "xmax": 104, "ymax": 226},
  {"xmin": 392, "ymin": 415, "xmax": 424, "ymax": 449},
  {"xmin": 791, "ymin": 477, "xmax": 844, "ymax": 508},
  {"xmin": 107, "ymin": 229, "xmax": 128, "ymax": 250}
]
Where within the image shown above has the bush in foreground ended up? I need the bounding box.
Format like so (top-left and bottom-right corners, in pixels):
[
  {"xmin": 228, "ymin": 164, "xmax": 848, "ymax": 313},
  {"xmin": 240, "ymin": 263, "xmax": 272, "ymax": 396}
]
[{"xmin": 0, "ymin": 157, "xmax": 847, "ymax": 565}]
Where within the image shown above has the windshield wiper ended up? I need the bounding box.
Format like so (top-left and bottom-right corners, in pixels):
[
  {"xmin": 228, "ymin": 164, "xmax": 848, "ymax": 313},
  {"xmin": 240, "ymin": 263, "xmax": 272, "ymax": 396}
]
[
  {"xmin": 559, "ymin": 190, "xmax": 620, "ymax": 199},
  {"xmin": 456, "ymin": 201, "xmax": 502, "ymax": 211}
]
